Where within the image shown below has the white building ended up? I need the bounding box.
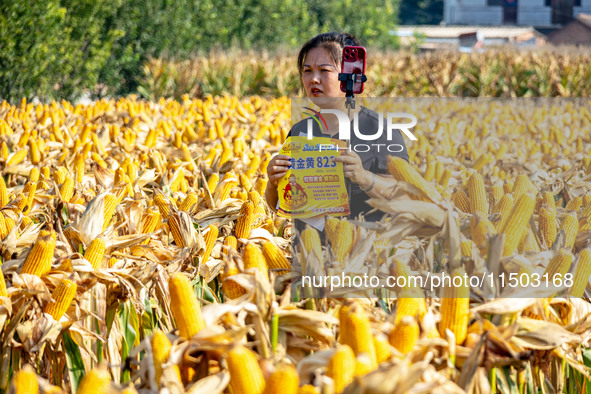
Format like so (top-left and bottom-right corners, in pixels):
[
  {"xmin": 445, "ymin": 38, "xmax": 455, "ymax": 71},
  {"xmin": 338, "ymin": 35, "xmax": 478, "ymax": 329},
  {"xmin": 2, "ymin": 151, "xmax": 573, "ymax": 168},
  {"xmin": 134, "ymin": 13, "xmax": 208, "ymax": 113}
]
[{"xmin": 444, "ymin": 0, "xmax": 591, "ymax": 26}]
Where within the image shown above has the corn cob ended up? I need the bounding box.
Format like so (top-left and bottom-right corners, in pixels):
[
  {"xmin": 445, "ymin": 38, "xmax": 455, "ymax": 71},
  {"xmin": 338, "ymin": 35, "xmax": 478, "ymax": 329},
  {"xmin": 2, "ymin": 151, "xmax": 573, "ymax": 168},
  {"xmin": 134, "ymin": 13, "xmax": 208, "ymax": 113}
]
[
  {"xmin": 492, "ymin": 194, "xmax": 513, "ymax": 232},
  {"xmin": 7, "ymin": 149, "xmax": 27, "ymax": 166},
  {"xmin": 569, "ymin": 249, "xmax": 591, "ymax": 297},
  {"xmin": 373, "ymin": 335, "xmax": 392, "ymax": 364},
  {"xmin": 76, "ymin": 365, "xmax": 111, "ymax": 394},
  {"xmin": 248, "ymin": 190, "xmax": 261, "ymax": 206},
  {"xmin": 168, "ymin": 212, "xmax": 185, "ymax": 248},
  {"xmin": 59, "ymin": 177, "xmax": 74, "ymax": 203},
  {"xmin": 103, "ymin": 193, "xmax": 118, "ymax": 231},
  {"xmin": 565, "ymin": 197, "xmax": 582, "ymax": 212},
  {"xmin": 223, "ymin": 235, "xmax": 238, "ymax": 253},
  {"xmin": 324, "ymin": 217, "xmax": 339, "ymax": 244},
  {"xmin": 301, "ymin": 226, "xmax": 322, "ymax": 262},
  {"xmin": 503, "ymin": 180, "xmax": 514, "ymax": 194},
  {"xmin": 243, "ymin": 243, "xmax": 268, "ymax": 272},
  {"xmin": 460, "ymin": 239, "xmax": 474, "ymax": 258},
  {"xmin": 439, "ymin": 268, "xmax": 470, "ymax": 345},
  {"xmin": 254, "ymin": 177, "xmax": 267, "ymax": 196},
  {"xmin": 468, "ymin": 173, "xmax": 488, "ymax": 215},
  {"xmin": 44, "ymin": 278, "xmax": 77, "ymax": 320},
  {"xmin": 179, "ymin": 191, "xmax": 198, "ymax": 212},
  {"xmin": 501, "ymin": 193, "xmax": 536, "ymax": 256},
  {"xmin": 263, "ymin": 364, "xmax": 299, "ymax": 394},
  {"xmin": 297, "ymin": 385, "xmax": 320, "ymax": 394},
  {"xmin": 452, "ymin": 190, "xmax": 471, "ymax": 213},
  {"xmin": 201, "ymin": 225, "xmax": 218, "ymax": 263},
  {"xmin": 262, "ymin": 241, "xmax": 290, "ymax": 273},
  {"xmin": 226, "ymin": 345, "xmax": 266, "ymax": 394},
  {"xmin": 471, "ymin": 213, "xmax": 496, "ymax": 257},
  {"xmin": 154, "ymin": 191, "xmax": 172, "ymax": 218},
  {"xmin": 387, "ymin": 156, "xmax": 441, "ymax": 202},
  {"xmin": 12, "ymin": 364, "xmax": 39, "ymax": 394},
  {"xmin": 151, "ymin": 330, "xmax": 181, "ymax": 385},
  {"xmin": 394, "ymin": 296, "xmax": 428, "ymax": 323},
  {"xmin": 559, "ymin": 213, "xmax": 579, "ymax": 250},
  {"xmin": 334, "ymin": 220, "xmax": 354, "ymax": 264},
  {"xmin": 354, "ymin": 354, "xmax": 373, "ymax": 377},
  {"xmin": 326, "ymin": 345, "xmax": 355, "ymax": 394},
  {"xmin": 512, "ymin": 174, "xmax": 536, "ymax": 200},
  {"xmin": 207, "ymin": 173, "xmax": 220, "ymax": 193},
  {"xmin": 141, "ymin": 208, "xmax": 161, "ymax": 234},
  {"xmin": 538, "ymin": 207, "xmax": 557, "ymax": 249},
  {"xmin": 21, "ymin": 230, "xmax": 57, "ymax": 277},
  {"xmin": 338, "ymin": 302, "xmax": 377, "ymax": 369},
  {"xmin": 240, "ymin": 174, "xmax": 252, "ymax": 192},
  {"xmin": 519, "ymin": 226, "xmax": 541, "ymax": 253},
  {"xmin": 168, "ymin": 272, "xmax": 205, "ymax": 339},
  {"xmin": 222, "ymin": 260, "xmax": 247, "ymax": 299},
  {"xmin": 543, "ymin": 249, "xmax": 573, "ymax": 280},
  {"xmin": 0, "ymin": 177, "xmax": 7, "ymax": 207},
  {"xmin": 22, "ymin": 181, "xmax": 36, "ymax": 214},
  {"xmin": 235, "ymin": 201, "xmax": 254, "ymax": 239},
  {"xmin": 85, "ymin": 238, "xmax": 106, "ymax": 270},
  {"xmin": 389, "ymin": 316, "xmax": 419, "ymax": 354},
  {"xmin": 54, "ymin": 166, "xmax": 67, "ymax": 185},
  {"xmin": 29, "ymin": 167, "xmax": 40, "ymax": 183}
]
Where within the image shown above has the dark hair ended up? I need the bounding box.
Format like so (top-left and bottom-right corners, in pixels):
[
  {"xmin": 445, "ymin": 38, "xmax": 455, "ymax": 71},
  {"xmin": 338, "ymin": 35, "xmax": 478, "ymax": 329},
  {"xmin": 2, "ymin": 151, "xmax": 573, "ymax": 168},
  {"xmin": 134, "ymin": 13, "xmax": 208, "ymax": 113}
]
[{"xmin": 297, "ymin": 32, "xmax": 361, "ymax": 75}]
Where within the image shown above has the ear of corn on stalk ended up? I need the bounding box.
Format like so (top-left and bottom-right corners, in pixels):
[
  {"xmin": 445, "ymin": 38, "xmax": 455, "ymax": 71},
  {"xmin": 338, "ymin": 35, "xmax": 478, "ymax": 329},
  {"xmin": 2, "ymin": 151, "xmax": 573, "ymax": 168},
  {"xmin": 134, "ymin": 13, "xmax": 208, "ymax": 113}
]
[
  {"xmin": 226, "ymin": 345, "xmax": 266, "ymax": 394},
  {"xmin": 44, "ymin": 278, "xmax": 77, "ymax": 320},
  {"xmin": 168, "ymin": 273, "xmax": 205, "ymax": 339}
]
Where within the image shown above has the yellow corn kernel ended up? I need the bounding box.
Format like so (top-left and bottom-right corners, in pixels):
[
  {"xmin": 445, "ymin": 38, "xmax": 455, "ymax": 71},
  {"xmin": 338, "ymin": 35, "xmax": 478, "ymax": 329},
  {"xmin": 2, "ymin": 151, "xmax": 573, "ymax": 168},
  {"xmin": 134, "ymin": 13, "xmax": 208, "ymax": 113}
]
[
  {"xmin": 11, "ymin": 364, "xmax": 39, "ymax": 394},
  {"xmin": 59, "ymin": 177, "xmax": 74, "ymax": 203},
  {"xmin": 85, "ymin": 238, "xmax": 106, "ymax": 270},
  {"xmin": 569, "ymin": 249, "xmax": 591, "ymax": 298},
  {"xmin": 387, "ymin": 157, "xmax": 441, "ymax": 202},
  {"xmin": 44, "ymin": 278, "xmax": 77, "ymax": 320},
  {"xmin": 179, "ymin": 192, "xmax": 198, "ymax": 212},
  {"xmin": 22, "ymin": 181, "xmax": 36, "ymax": 214},
  {"xmin": 254, "ymin": 177, "xmax": 267, "ymax": 196},
  {"xmin": 538, "ymin": 207, "xmax": 557, "ymax": 249},
  {"xmin": 301, "ymin": 226, "xmax": 322, "ymax": 263},
  {"xmin": 470, "ymin": 213, "xmax": 496, "ymax": 257},
  {"xmin": 222, "ymin": 260, "xmax": 247, "ymax": 299},
  {"xmin": 452, "ymin": 190, "xmax": 471, "ymax": 214},
  {"xmin": 201, "ymin": 225, "xmax": 218, "ymax": 263},
  {"xmin": 103, "ymin": 193, "xmax": 118, "ymax": 231},
  {"xmin": 243, "ymin": 243, "xmax": 268, "ymax": 272},
  {"xmin": 439, "ymin": 268, "xmax": 470, "ymax": 345},
  {"xmin": 297, "ymin": 385, "xmax": 320, "ymax": 394},
  {"xmin": 338, "ymin": 302, "xmax": 377, "ymax": 369},
  {"xmin": 373, "ymin": 335, "xmax": 392, "ymax": 364},
  {"xmin": 501, "ymin": 193, "xmax": 536, "ymax": 256},
  {"xmin": 21, "ymin": 230, "xmax": 57, "ymax": 277},
  {"xmin": 565, "ymin": 196, "xmax": 582, "ymax": 212},
  {"xmin": 153, "ymin": 191, "xmax": 172, "ymax": 218},
  {"xmin": 512, "ymin": 174, "xmax": 536, "ymax": 200},
  {"xmin": 326, "ymin": 345, "xmax": 355, "ymax": 394},
  {"xmin": 334, "ymin": 219, "xmax": 354, "ymax": 264},
  {"xmin": 151, "ymin": 330, "xmax": 181, "ymax": 385},
  {"xmin": 263, "ymin": 364, "xmax": 299, "ymax": 394},
  {"xmin": 141, "ymin": 208, "xmax": 161, "ymax": 235},
  {"xmin": 389, "ymin": 316, "xmax": 419, "ymax": 354},
  {"xmin": 223, "ymin": 235, "xmax": 238, "ymax": 253},
  {"xmin": 519, "ymin": 226, "xmax": 541, "ymax": 253},
  {"xmin": 6, "ymin": 149, "xmax": 27, "ymax": 166},
  {"xmin": 0, "ymin": 177, "xmax": 7, "ymax": 207},
  {"xmin": 262, "ymin": 241, "xmax": 290, "ymax": 273},
  {"xmin": 235, "ymin": 201, "xmax": 254, "ymax": 239},
  {"xmin": 492, "ymin": 194, "xmax": 513, "ymax": 232},
  {"xmin": 468, "ymin": 172, "xmax": 488, "ymax": 215},
  {"xmin": 54, "ymin": 166, "xmax": 67, "ymax": 185},
  {"xmin": 226, "ymin": 345, "xmax": 265, "ymax": 394},
  {"xmin": 559, "ymin": 213, "xmax": 579, "ymax": 250},
  {"xmin": 28, "ymin": 139, "xmax": 41, "ymax": 165},
  {"xmin": 76, "ymin": 365, "xmax": 111, "ymax": 394},
  {"xmin": 543, "ymin": 249, "xmax": 573, "ymax": 280},
  {"xmin": 168, "ymin": 272, "xmax": 205, "ymax": 339}
]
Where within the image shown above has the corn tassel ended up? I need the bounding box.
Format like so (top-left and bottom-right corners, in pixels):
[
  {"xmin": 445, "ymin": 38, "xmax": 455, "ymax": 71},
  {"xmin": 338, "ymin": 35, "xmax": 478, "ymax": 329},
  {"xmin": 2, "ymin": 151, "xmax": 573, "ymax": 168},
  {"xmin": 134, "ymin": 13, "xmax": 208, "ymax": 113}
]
[
  {"xmin": 326, "ymin": 345, "xmax": 355, "ymax": 394},
  {"xmin": 226, "ymin": 345, "xmax": 266, "ymax": 394},
  {"xmin": 44, "ymin": 278, "xmax": 77, "ymax": 320},
  {"xmin": 168, "ymin": 272, "xmax": 205, "ymax": 339},
  {"xmin": 21, "ymin": 230, "xmax": 57, "ymax": 277}
]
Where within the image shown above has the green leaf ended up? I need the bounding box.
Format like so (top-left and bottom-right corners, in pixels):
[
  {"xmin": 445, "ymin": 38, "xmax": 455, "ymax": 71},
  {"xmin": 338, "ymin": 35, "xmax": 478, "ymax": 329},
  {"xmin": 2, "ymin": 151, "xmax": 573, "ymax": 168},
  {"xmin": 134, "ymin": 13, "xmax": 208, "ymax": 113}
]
[{"xmin": 63, "ymin": 332, "xmax": 86, "ymax": 392}]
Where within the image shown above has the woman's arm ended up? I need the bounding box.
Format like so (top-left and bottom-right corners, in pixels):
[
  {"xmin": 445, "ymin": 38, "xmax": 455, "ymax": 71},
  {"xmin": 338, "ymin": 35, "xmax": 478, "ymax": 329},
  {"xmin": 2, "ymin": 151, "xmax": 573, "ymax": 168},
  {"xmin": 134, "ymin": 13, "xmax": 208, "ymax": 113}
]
[{"xmin": 264, "ymin": 154, "xmax": 292, "ymax": 211}]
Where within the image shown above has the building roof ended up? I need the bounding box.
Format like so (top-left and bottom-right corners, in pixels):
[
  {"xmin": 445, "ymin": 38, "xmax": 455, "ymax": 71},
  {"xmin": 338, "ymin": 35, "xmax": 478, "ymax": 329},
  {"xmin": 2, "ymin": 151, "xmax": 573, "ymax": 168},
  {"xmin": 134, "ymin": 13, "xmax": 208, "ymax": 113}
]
[
  {"xmin": 394, "ymin": 25, "xmax": 545, "ymax": 39},
  {"xmin": 576, "ymin": 13, "xmax": 591, "ymax": 29}
]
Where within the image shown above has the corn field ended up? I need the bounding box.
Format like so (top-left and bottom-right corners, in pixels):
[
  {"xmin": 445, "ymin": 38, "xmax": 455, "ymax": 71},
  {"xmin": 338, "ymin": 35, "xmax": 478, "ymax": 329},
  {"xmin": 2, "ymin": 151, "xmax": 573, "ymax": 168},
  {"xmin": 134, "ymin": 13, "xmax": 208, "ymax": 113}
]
[
  {"xmin": 0, "ymin": 93, "xmax": 591, "ymax": 394},
  {"xmin": 138, "ymin": 48, "xmax": 591, "ymax": 100}
]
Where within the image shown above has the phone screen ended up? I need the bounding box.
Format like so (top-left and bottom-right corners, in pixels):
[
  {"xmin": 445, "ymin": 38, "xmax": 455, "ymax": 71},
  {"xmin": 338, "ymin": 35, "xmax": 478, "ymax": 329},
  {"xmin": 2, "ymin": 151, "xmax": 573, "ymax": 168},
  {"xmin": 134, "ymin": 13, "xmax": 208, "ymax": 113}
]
[{"xmin": 340, "ymin": 46, "xmax": 366, "ymax": 94}]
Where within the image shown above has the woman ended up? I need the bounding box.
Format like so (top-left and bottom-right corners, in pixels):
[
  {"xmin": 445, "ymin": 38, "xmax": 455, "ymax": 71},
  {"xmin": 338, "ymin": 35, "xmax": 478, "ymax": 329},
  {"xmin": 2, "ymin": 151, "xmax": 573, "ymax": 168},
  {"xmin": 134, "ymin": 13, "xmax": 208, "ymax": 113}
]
[{"xmin": 265, "ymin": 32, "xmax": 409, "ymax": 230}]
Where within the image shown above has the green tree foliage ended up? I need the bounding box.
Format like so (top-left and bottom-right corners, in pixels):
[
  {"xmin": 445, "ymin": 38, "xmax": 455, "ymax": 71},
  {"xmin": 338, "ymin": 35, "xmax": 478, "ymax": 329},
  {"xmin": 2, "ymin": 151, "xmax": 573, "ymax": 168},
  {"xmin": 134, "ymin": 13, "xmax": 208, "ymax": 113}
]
[
  {"xmin": 399, "ymin": 0, "xmax": 443, "ymax": 25},
  {"xmin": 0, "ymin": 0, "xmax": 400, "ymax": 101}
]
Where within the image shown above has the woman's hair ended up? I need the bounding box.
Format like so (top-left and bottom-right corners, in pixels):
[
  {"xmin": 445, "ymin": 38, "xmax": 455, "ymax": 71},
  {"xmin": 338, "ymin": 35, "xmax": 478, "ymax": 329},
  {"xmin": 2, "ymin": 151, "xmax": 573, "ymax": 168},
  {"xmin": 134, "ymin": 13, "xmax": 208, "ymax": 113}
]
[{"xmin": 297, "ymin": 32, "xmax": 361, "ymax": 75}]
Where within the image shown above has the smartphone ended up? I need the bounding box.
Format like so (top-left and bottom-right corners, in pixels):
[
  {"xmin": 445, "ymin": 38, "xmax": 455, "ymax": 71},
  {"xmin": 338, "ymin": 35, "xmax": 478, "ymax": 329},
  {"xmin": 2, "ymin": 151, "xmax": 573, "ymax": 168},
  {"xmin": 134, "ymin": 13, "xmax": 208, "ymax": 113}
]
[{"xmin": 340, "ymin": 46, "xmax": 366, "ymax": 94}]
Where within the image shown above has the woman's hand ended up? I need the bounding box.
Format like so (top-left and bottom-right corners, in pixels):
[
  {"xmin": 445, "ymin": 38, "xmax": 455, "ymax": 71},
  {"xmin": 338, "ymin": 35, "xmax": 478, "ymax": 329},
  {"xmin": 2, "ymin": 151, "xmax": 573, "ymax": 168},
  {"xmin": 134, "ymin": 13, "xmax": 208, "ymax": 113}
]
[
  {"xmin": 267, "ymin": 154, "xmax": 292, "ymax": 187},
  {"xmin": 334, "ymin": 151, "xmax": 373, "ymax": 189}
]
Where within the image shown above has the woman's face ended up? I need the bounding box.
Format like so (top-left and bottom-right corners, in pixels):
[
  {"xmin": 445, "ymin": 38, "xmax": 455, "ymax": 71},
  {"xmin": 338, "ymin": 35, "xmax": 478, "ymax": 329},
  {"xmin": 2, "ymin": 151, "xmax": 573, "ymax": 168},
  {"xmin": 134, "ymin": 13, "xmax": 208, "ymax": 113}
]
[{"xmin": 301, "ymin": 47, "xmax": 345, "ymax": 107}]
